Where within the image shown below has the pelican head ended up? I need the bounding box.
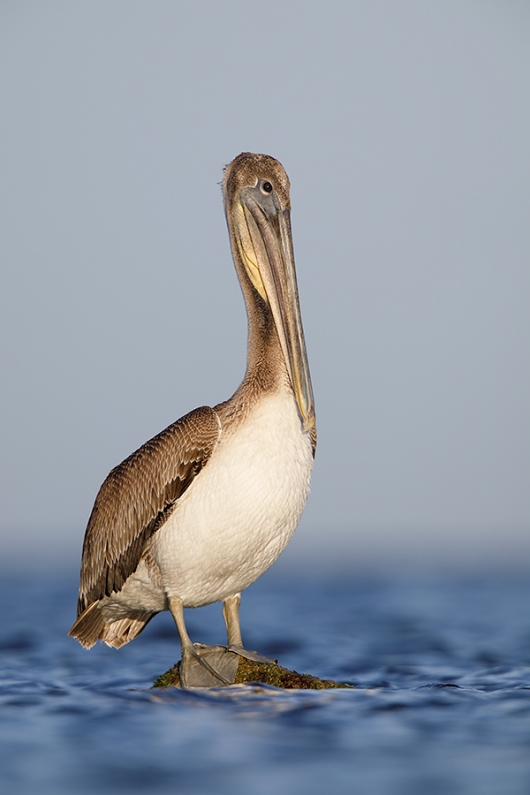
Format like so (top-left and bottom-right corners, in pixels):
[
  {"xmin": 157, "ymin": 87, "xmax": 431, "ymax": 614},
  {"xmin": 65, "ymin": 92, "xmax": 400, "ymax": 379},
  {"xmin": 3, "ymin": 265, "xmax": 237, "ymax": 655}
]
[{"xmin": 223, "ymin": 153, "xmax": 315, "ymax": 432}]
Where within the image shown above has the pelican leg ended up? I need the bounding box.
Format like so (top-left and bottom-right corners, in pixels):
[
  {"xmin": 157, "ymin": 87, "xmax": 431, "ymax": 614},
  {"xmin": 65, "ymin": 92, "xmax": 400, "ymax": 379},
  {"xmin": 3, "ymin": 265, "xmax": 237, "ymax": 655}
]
[
  {"xmin": 223, "ymin": 594, "xmax": 243, "ymax": 647},
  {"xmin": 223, "ymin": 593, "xmax": 277, "ymax": 665},
  {"xmin": 168, "ymin": 596, "xmax": 239, "ymax": 687}
]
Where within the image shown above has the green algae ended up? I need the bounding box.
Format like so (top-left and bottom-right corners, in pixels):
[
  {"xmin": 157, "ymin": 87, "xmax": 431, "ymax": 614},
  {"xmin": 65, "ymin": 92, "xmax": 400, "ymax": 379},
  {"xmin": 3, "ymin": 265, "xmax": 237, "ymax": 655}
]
[{"xmin": 153, "ymin": 656, "xmax": 353, "ymax": 690}]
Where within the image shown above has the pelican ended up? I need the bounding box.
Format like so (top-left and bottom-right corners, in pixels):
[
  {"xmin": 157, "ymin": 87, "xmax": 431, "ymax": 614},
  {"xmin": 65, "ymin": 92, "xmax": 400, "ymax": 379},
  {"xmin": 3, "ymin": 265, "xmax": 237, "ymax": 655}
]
[{"xmin": 69, "ymin": 153, "xmax": 316, "ymax": 686}]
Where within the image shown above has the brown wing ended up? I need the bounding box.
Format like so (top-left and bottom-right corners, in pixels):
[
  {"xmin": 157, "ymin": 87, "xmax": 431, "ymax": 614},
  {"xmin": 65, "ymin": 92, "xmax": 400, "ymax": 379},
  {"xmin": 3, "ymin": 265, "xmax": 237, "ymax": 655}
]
[{"xmin": 76, "ymin": 405, "xmax": 220, "ymax": 616}]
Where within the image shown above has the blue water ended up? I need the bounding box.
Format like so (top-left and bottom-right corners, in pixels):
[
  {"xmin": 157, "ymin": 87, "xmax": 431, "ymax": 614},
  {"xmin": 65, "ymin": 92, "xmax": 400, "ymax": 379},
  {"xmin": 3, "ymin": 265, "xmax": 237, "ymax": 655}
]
[{"xmin": 1, "ymin": 565, "xmax": 530, "ymax": 794}]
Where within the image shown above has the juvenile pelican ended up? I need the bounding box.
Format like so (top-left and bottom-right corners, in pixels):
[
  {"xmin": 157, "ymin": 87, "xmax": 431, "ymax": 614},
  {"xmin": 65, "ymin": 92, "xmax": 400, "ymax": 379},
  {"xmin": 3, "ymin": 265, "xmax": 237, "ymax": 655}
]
[{"xmin": 69, "ymin": 153, "xmax": 316, "ymax": 686}]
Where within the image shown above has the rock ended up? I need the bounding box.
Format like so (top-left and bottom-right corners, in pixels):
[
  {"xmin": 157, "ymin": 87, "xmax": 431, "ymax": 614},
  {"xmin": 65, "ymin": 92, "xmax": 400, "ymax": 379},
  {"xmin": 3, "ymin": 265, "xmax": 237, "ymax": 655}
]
[{"xmin": 153, "ymin": 656, "xmax": 353, "ymax": 689}]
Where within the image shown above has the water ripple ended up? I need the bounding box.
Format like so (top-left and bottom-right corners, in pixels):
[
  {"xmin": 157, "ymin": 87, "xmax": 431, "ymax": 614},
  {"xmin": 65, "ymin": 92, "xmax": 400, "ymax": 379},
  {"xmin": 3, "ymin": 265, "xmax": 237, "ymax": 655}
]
[{"xmin": 1, "ymin": 571, "xmax": 530, "ymax": 794}]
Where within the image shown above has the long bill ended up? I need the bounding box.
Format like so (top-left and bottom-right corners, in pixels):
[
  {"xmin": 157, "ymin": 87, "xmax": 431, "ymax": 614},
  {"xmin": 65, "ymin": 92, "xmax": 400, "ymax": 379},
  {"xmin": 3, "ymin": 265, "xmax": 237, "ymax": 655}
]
[{"xmin": 234, "ymin": 189, "xmax": 316, "ymax": 432}]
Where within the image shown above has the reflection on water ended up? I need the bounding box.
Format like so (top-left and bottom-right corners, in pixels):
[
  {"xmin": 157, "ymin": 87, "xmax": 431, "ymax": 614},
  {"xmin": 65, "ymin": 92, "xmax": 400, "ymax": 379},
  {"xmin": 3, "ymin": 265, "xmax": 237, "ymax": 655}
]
[{"xmin": 1, "ymin": 566, "xmax": 530, "ymax": 794}]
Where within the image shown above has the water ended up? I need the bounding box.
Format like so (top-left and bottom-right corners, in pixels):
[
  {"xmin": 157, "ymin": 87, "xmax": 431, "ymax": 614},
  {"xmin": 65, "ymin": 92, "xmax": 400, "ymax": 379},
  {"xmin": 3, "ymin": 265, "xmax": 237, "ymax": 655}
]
[{"xmin": 1, "ymin": 565, "xmax": 530, "ymax": 794}]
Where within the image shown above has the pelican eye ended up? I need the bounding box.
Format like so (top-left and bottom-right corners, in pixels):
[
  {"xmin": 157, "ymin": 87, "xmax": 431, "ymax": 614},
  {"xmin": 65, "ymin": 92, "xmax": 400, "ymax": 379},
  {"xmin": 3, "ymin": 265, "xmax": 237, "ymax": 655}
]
[{"xmin": 260, "ymin": 180, "xmax": 273, "ymax": 195}]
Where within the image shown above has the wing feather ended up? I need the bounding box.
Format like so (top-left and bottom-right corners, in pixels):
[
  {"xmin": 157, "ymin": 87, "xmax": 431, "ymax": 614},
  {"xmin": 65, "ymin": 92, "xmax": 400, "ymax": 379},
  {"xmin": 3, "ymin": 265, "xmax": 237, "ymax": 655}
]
[{"xmin": 76, "ymin": 405, "xmax": 220, "ymax": 615}]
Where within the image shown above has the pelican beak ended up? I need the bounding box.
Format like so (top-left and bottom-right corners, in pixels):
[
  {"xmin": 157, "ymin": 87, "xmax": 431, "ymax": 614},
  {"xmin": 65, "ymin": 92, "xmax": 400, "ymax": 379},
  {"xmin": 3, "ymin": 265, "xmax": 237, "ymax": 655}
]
[{"xmin": 234, "ymin": 186, "xmax": 315, "ymax": 432}]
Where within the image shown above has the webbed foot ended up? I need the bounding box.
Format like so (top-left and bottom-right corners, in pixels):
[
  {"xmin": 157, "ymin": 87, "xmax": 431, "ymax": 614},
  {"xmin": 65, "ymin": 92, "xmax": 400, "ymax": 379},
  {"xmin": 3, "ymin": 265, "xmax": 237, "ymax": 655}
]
[
  {"xmin": 226, "ymin": 645, "xmax": 277, "ymax": 665},
  {"xmin": 178, "ymin": 644, "xmax": 277, "ymax": 687},
  {"xmin": 179, "ymin": 643, "xmax": 240, "ymax": 688}
]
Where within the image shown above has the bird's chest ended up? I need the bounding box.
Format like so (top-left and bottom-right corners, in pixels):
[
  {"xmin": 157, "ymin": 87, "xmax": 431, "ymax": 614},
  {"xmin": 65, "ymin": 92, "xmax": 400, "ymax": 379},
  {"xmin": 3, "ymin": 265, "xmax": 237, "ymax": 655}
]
[{"xmin": 153, "ymin": 391, "xmax": 314, "ymax": 605}]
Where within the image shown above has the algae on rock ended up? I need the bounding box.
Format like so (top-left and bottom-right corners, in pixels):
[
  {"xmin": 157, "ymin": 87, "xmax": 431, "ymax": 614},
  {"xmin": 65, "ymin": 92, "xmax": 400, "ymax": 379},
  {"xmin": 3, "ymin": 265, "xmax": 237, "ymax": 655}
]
[{"xmin": 153, "ymin": 657, "xmax": 352, "ymax": 690}]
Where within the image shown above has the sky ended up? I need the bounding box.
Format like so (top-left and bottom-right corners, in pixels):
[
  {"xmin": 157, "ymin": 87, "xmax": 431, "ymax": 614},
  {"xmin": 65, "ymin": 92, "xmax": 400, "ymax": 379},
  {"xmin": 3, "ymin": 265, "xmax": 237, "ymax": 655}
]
[{"xmin": 1, "ymin": 1, "xmax": 529, "ymax": 571}]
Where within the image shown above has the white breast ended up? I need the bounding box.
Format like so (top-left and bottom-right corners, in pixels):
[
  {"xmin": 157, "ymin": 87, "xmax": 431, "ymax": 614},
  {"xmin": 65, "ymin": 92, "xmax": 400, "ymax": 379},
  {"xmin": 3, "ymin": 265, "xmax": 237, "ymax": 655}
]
[{"xmin": 151, "ymin": 389, "xmax": 314, "ymax": 607}]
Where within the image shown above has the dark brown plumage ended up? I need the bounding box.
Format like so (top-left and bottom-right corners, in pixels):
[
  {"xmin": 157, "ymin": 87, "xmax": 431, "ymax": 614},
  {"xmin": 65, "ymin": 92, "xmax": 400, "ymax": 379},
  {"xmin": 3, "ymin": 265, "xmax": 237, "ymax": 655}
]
[{"xmin": 70, "ymin": 406, "xmax": 220, "ymax": 636}]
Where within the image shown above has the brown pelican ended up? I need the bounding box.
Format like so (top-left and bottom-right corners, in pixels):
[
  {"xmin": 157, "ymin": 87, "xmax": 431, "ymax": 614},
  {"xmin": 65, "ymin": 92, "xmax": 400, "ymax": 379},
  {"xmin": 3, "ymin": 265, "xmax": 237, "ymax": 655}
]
[{"xmin": 69, "ymin": 153, "xmax": 316, "ymax": 687}]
